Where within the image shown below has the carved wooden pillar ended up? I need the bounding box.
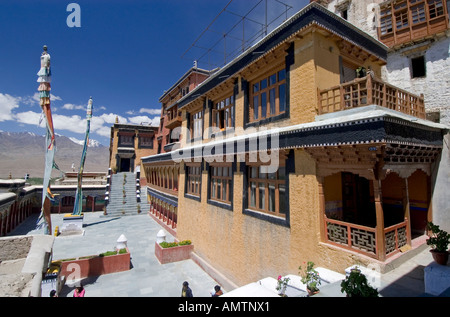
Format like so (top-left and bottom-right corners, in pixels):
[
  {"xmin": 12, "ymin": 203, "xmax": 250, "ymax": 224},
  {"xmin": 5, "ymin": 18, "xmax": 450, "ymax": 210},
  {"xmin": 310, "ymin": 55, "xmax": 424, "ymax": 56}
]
[
  {"xmin": 373, "ymin": 179, "xmax": 386, "ymax": 261},
  {"xmin": 318, "ymin": 176, "xmax": 327, "ymax": 242},
  {"xmin": 427, "ymin": 174, "xmax": 433, "ymax": 224},
  {"xmin": 402, "ymin": 177, "xmax": 412, "ymax": 247}
]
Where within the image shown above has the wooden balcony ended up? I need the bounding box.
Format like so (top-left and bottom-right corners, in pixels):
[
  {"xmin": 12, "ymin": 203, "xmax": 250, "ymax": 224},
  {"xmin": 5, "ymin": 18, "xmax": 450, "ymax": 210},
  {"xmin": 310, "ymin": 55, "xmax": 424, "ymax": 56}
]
[
  {"xmin": 165, "ymin": 115, "xmax": 182, "ymax": 130},
  {"xmin": 325, "ymin": 217, "xmax": 408, "ymax": 260},
  {"xmin": 318, "ymin": 76, "xmax": 425, "ymax": 120}
]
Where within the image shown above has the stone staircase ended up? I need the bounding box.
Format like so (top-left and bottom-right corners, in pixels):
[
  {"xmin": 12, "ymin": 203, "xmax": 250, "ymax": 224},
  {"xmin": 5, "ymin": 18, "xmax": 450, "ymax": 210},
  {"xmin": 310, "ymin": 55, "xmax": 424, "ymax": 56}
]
[{"xmin": 104, "ymin": 172, "xmax": 149, "ymax": 217}]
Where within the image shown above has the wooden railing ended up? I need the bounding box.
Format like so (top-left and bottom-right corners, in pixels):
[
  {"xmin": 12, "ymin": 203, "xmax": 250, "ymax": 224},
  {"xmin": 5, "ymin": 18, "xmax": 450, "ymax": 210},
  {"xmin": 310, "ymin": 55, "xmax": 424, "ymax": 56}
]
[
  {"xmin": 319, "ymin": 76, "xmax": 425, "ymax": 119},
  {"xmin": 384, "ymin": 220, "xmax": 408, "ymax": 257},
  {"xmin": 325, "ymin": 216, "xmax": 409, "ymax": 260},
  {"xmin": 325, "ymin": 217, "xmax": 378, "ymax": 258},
  {"xmin": 165, "ymin": 110, "xmax": 182, "ymax": 129}
]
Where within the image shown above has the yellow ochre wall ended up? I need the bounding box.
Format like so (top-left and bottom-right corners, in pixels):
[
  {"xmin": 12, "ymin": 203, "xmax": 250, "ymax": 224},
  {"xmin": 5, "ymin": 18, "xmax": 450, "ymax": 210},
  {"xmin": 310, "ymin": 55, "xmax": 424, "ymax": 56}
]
[{"xmin": 175, "ymin": 31, "xmax": 382, "ymax": 287}]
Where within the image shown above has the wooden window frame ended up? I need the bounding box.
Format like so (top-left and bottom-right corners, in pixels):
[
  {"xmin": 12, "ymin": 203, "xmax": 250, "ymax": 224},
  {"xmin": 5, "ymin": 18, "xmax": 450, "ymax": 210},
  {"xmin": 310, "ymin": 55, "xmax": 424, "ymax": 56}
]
[
  {"xmin": 380, "ymin": 8, "xmax": 393, "ymax": 35},
  {"xmin": 394, "ymin": 1, "xmax": 409, "ymax": 31},
  {"xmin": 138, "ymin": 135, "xmax": 154, "ymax": 148},
  {"xmin": 247, "ymin": 161, "xmax": 287, "ymax": 219},
  {"xmin": 378, "ymin": 0, "xmax": 448, "ymax": 45},
  {"xmin": 428, "ymin": 0, "xmax": 445, "ymax": 19},
  {"xmin": 186, "ymin": 163, "xmax": 202, "ymax": 197},
  {"xmin": 212, "ymin": 95, "xmax": 235, "ymax": 130},
  {"xmin": 118, "ymin": 133, "xmax": 134, "ymax": 147},
  {"xmin": 209, "ymin": 163, "xmax": 233, "ymax": 205},
  {"xmin": 250, "ymin": 66, "xmax": 287, "ymax": 123},
  {"xmin": 190, "ymin": 109, "xmax": 203, "ymax": 140}
]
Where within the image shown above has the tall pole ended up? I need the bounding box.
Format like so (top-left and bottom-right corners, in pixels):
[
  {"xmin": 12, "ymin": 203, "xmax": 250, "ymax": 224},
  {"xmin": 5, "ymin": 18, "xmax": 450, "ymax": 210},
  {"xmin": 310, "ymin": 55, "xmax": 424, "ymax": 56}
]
[
  {"xmin": 36, "ymin": 45, "xmax": 55, "ymax": 235},
  {"xmin": 72, "ymin": 97, "xmax": 93, "ymax": 216}
]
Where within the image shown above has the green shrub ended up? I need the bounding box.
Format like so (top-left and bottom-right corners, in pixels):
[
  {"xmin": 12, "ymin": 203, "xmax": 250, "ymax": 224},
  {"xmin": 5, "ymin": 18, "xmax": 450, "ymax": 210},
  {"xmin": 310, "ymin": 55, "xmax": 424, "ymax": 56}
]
[{"xmin": 159, "ymin": 240, "xmax": 192, "ymax": 248}]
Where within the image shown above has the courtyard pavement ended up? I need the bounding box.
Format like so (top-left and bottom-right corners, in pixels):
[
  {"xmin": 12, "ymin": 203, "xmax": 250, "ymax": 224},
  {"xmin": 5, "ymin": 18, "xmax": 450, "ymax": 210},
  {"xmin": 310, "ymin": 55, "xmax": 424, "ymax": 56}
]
[
  {"xmin": 9, "ymin": 207, "xmax": 444, "ymax": 298},
  {"xmin": 11, "ymin": 211, "xmax": 220, "ymax": 297}
]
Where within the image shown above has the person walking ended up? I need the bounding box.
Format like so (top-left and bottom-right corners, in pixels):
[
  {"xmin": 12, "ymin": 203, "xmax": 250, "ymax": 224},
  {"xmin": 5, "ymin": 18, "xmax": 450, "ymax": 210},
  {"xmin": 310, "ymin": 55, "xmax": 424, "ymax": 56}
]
[
  {"xmin": 73, "ymin": 284, "xmax": 85, "ymax": 297},
  {"xmin": 181, "ymin": 281, "xmax": 193, "ymax": 297},
  {"xmin": 212, "ymin": 285, "xmax": 223, "ymax": 297}
]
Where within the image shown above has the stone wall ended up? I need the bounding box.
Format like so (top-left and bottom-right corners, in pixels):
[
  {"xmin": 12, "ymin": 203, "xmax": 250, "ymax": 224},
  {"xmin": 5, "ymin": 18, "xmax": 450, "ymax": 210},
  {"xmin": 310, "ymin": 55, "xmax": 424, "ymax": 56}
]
[
  {"xmin": 0, "ymin": 236, "xmax": 32, "ymax": 261},
  {"xmin": 382, "ymin": 37, "xmax": 450, "ymax": 126}
]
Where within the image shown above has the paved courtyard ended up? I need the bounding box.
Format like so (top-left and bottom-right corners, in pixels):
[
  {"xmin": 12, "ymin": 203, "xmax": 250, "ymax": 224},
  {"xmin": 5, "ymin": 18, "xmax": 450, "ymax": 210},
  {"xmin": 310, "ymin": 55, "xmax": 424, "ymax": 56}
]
[
  {"xmin": 10, "ymin": 208, "xmax": 443, "ymax": 297},
  {"xmin": 13, "ymin": 211, "xmax": 220, "ymax": 297}
]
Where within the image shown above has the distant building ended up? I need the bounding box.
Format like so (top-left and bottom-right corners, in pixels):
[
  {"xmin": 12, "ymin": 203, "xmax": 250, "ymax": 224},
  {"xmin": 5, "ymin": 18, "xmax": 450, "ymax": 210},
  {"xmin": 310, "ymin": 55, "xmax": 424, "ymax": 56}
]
[
  {"xmin": 108, "ymin": 120, "xmax": 158, "ymax": 184},
  {"xmin": 157, "ymin": 67, "xmax": 216, "ymax": 154},
  {"xmin": 0, "ymin": 179, "xmax": 36, "ymax": 236},
  {"xmin": 0, "ymin": 175, "xmax": 108, "ymax": 237}
]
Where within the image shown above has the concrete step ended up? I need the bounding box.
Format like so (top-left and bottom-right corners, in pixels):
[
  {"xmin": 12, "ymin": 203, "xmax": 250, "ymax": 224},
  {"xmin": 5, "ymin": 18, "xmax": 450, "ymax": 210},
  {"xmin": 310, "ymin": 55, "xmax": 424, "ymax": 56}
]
[{"xmin": 104, "ymin": 172, "xmax": 146, "ymax": 217}]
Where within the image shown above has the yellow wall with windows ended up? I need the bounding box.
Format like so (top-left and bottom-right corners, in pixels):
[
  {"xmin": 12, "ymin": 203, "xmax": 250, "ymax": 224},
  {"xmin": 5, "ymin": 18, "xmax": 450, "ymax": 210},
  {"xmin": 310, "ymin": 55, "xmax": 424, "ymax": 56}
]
[{"xmin": 174, "ymin": 31, "xmax": 384, "ymax": 287}]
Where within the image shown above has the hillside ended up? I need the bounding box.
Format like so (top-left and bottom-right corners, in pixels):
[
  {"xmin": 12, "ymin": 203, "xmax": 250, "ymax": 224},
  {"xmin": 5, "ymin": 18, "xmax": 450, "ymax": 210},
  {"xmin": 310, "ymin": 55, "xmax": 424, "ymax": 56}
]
[{"xmin": 0, "ymin": 132, "xmax": 110, "ymax": 179}]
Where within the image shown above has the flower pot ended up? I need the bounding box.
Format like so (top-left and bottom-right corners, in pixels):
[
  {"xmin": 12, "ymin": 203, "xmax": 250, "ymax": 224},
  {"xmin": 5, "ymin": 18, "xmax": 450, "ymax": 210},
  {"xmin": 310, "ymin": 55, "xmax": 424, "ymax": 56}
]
[
  {"xmin": 430, "ymin": 249, "xmax": 449, "ymax": 265},
  {"xmin": 307, "ymin": 287, "xmax": 319, "ymax": 296}
]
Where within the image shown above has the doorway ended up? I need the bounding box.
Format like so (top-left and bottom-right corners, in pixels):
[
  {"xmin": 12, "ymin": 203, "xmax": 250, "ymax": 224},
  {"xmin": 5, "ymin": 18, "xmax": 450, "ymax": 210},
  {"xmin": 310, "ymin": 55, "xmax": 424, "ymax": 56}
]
[{"xmin": 120, "ymin": 158, "xmax": 131, "ymax": 172}]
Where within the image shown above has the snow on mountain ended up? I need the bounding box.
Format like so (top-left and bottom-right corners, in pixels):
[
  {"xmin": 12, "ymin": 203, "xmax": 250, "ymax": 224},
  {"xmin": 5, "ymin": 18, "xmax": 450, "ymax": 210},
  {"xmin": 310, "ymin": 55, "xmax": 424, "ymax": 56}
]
[{"xmin": 68, "ymin": 136, "xmax": 102, "ymax": 148}]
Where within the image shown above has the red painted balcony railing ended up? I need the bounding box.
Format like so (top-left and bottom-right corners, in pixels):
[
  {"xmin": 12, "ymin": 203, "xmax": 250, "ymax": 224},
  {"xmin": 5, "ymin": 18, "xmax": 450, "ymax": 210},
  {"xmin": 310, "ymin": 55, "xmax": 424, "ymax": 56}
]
[{"xmin": 319, "ymin": 76, "xmax": 425, "ymax": 119}]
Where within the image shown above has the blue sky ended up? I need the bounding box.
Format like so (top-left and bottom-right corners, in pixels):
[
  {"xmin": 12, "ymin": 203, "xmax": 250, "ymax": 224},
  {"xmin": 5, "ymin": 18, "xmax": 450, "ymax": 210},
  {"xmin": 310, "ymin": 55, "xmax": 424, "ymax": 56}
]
[{"xmin": 0, "ymin": 0, "xmax": 308, "ymax": 146}]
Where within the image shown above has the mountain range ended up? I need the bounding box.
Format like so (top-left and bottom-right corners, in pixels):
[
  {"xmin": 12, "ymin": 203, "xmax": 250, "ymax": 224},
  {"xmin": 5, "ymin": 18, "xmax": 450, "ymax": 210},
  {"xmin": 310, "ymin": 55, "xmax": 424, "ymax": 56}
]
[{"xmin": 0, "ymin": 132, "xmax": 110, "ymax": 179}]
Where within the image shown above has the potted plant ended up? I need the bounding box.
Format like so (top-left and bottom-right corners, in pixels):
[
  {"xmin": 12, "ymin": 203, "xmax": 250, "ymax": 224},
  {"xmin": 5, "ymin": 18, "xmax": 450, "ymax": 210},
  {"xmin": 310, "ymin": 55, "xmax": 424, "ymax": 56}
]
[
  {"xmin": 340, "ymin": 268, "xmax": 378, "ymax": 297},
  {"xmin": 276, "ymin": 275, "xmax": 290, "ymax": 297},
  {"xmin": 299, "ymin": 261, "xmax": 321, "ymax": 296},
  {"xmin": 426, "ymin": 222, "xmax": 450, "ymax": 265},
  {"xmin": 356, "ymin": 66, "xmax": 366, "ymax": 78}
]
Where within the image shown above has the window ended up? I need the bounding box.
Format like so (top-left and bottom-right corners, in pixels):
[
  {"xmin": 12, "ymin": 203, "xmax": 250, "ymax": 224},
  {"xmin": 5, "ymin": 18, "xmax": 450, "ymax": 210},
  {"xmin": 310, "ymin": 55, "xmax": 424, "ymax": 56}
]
[
  {"xmin": 378, "ymin": 0, "xmax": 448, "ymax": 46},
  {"xmin": 411, "ymin": 55, "xmax": 426, "ymax": 78},
  {"xmin": 250, "ymin": 67, "xmax": 286, "ymax": 122},
  {"xmin": 210, "ymin": 164, "xmax": 232, "ymax": 204},
  {"xmin": 119, "ymin": 134, "xmax": 133, "ymax": 146},
  {"xmin": 190, "ymin": 110, "xmax": 203, "ymax": 139},
  {"xmin": 380, "ymin": 9, "xmax": 393, "ymax": 34},
  {"xmin": 213, "ymin": 95, "xmax": 234, "ymax": 130},
  {"xmin": 139, "ymin": 135, "xmax": 154, "ymax": 148},
  {"xmin": 247, "ymin": 164, "xmax": 286, "ymax": 218},
  {"xmin": 186, "ymin": 164, "xmax": 201, "ymax": 196},
  {"xmin": 394, "ymin": 2, "xmax": 409, "ymax": 30},
  {"xmin": 428, "ymin": 0, "xmax": 444, "ymax": 19},
  {"xmin": 411, "ymin": 3, "xmax": 426, "ymax": 24}
]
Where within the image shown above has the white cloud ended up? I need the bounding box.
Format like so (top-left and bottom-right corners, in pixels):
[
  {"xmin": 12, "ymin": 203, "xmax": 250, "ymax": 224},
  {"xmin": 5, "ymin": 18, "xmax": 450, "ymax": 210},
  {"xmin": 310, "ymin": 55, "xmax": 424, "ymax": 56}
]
[
  {"xmin": 0, "ymin": 93, "xmax": 20, "ymax": 121},
  {"xmin": 127, "ymin": 115, "xmax": 152, "ymax": 125},
  {"xmin": 139, "ymin": 108, "xmax": 161, "ymax": 115},
  {"xmin": 98, "ymin": 113, "xmax": 127, "ymax": 124},
  {"xmin": 127, "ymin": 115, "xmax": 160, "ymax": 127},
  {"xmin": 62, "ymin": 103, "xmax": 85, "ymax": 110},
  {"xmin": 14, "ymin": 110, "xmax": 44, "ymax": 126},
  {"xmin": 1, "ymin": 91, "xmax": 161, "ymax": 144}
]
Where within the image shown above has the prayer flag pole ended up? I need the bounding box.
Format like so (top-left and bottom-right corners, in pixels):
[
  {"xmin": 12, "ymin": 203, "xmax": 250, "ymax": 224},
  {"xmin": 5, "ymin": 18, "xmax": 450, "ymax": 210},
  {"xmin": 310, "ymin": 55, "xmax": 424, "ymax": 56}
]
[
  {"xmin": 36, "ymin": 45, "xmax": 55, "ymax": 235},
  {"xmin": 72, "ymin": 97, "xmax": 93, "ymax": 216}
]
